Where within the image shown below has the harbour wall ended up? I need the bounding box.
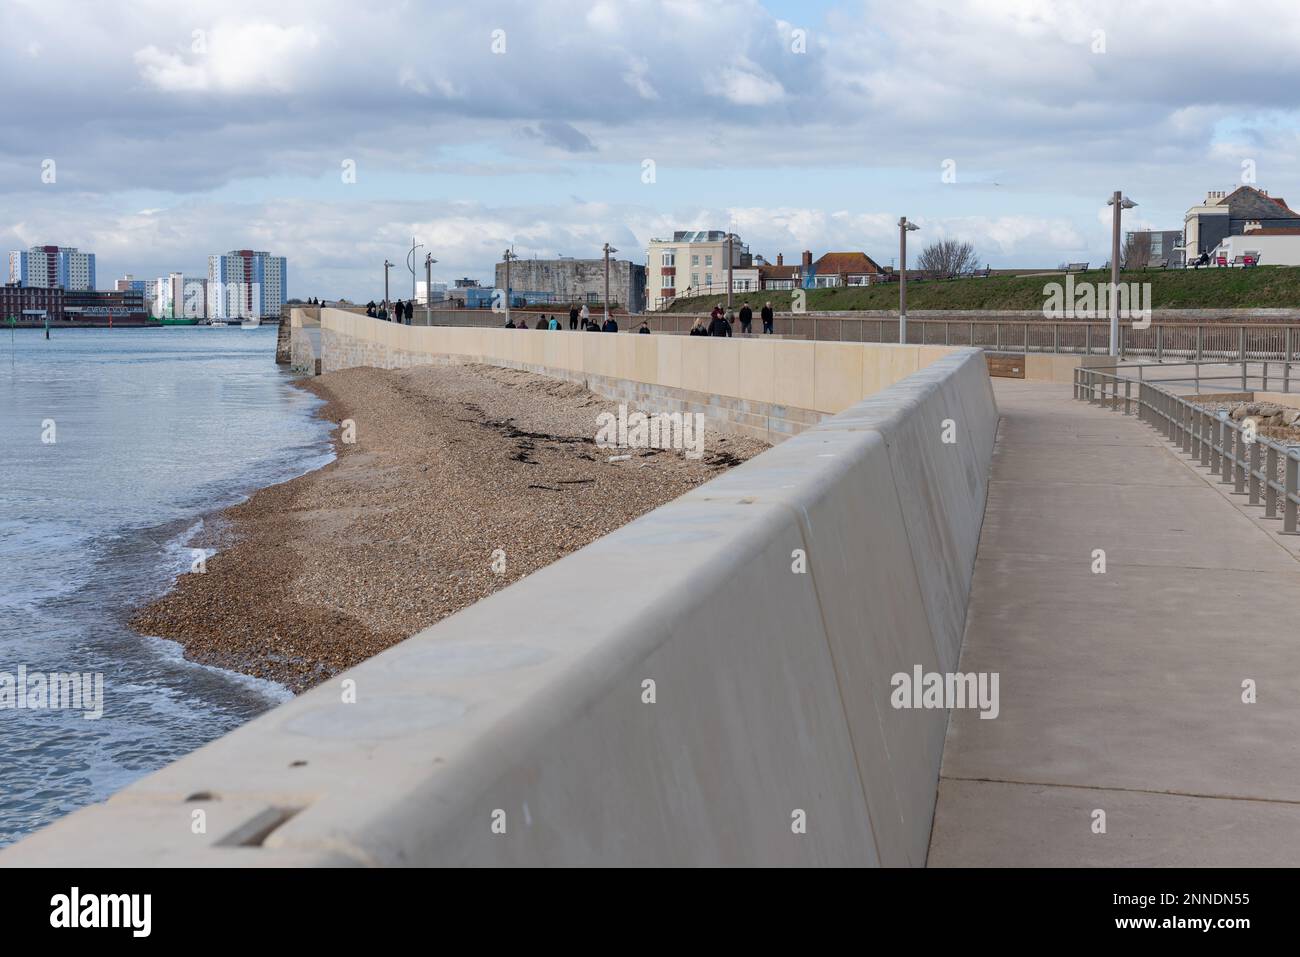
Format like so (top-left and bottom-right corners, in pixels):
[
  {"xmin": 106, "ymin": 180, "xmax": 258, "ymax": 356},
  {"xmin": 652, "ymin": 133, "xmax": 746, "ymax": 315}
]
[{"xmin": 0, "ymin": 315, "xmax": 998, "ymax": 866}]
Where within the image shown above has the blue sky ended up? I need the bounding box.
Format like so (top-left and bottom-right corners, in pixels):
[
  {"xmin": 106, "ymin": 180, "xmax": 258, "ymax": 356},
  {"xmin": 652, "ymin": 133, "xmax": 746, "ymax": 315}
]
[{"xmin": 3, "ymin": 0, "xmax": 1300, "ymax": 299}]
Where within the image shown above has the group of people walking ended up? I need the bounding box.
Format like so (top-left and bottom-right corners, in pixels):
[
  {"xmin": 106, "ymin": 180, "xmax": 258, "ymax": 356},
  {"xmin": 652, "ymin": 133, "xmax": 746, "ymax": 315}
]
[
  {"xmin": 690, "ymin": 300, "xmax": 777, "ymax": 337},
  {"xmin": 505, "ymin": 303, "xmax": 632, "ymax": 333},
  {"xmin": 365, "ymin": 299, "xmax": 414, "ymax": 323}
]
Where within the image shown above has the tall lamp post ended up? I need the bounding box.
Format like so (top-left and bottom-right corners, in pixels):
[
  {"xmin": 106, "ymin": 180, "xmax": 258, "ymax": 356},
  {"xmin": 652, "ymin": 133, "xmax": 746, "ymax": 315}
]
[
  {"xmin": 502, "ymin": 248, "xmax": 516, "ymax": 325},
  {"xmin": 1107, "ymin": 191, "xmax": 1138, "ymax": 357},
  {"xmin": 405, "ymin": 237, "xmax": 423, "ymax": 326},
  {"xmin": 383, "ymin": 259, "xmax": 393, "ymax": 313},
  {"xmin": 898, "ymin": 216, "xmax": 920, "ymax": 344},
  {"xmin": 603, "ymin": 242, "xmax": 618, "ymax": 323},
  {"xmin": 725, "ymin": 232, "xmax": 735, "ymax": 309},
  {"xmin": 424, "ymin": 252, "xmax": 437, "ymax": 326}
]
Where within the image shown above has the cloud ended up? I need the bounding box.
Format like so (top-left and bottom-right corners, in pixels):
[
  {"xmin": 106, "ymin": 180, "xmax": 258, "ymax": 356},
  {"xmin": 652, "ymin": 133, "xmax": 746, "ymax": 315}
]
[{"xmin": 519, "ymin": 121, "xmax": 597, "ymax": 153}]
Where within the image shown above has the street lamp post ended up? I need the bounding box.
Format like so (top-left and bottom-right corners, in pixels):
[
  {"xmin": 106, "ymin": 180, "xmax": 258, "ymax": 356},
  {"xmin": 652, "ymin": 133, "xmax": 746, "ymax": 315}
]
[
  {"xmin": 1107, "ymin": 191, "xmax": 1138, "ymax": 357},
  {"xmin": 424, "ymin": 252, "xmax": 437, "ymax": 326},
  {"xmin": 502, "ymin": 248, "xmax": 515, "ymax": 325},
  {"xmin": 383, "ymin": 259, "xmax": 393, "ymax": 314},
  {"xmin": 603, "ymin": 242, "xmax": 618, "ymax": 323},
  {"xmin": 725, "ymin": 233, "xmax": 734, "ymax": 309},
  {"xmin": 406, "ymin": 237, "xmax": 423, "ymax": 326},
  {"xmin": 898, "ymin": 216, "xmax": 920, "ymax": 344}
]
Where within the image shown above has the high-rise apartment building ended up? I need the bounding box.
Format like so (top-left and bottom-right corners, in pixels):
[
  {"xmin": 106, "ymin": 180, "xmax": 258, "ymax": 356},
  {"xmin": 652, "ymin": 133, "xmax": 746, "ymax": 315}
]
[
  {"xmin": 207, "ymin": 250, "xmax": 286, "ymax": 319},
  {"xmin": 9, "ymin": 246, "xmax": 96, "ymax": 290}
]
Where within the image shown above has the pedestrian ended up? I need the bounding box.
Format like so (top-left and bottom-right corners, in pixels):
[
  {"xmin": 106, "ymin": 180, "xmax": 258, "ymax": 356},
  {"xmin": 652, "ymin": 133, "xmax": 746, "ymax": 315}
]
[
  {"xmin": 602, "ymin": 314, "xmax": 619, "ymax": 333},
  {"xmin": 761, "ymin": 301, "xmax": 774, "ymax": 334},
  {"xmin": 708, "ymin": 310, "xmax": 732, "ymax": 337},
  {"xmin": 569, "ymin": 304, "xmax": 579, "ymax": 330},
  {"xmin": 505, "ymin": 317, "xmax": 515, "ymax": 329},
  {"xmin": 585, "ymin": 317, "xmax": 600, "ymax": 332},
  {"xmin": 548, "ymin": 315, "xmax": 560, "ymax": 330},
  {"xmin": 379, "ymin": 301, "xmax": 389, "ymax": 321},
  {"xmin": 404, "ymin": 300, "xmax": 413, "ymax": 324},
  {"xmin": 536, "ymin": 315, "xmax": 547, "ymax": 330},
  {"xmin": 710, "ymin": 303, "xmax": 723, "ymax": 325},
  {"xmin": 689, "ymin": 317, "xmax": 709, "ymax": 337},
  {"xmin": 638, "ymin": 320, "xmax": 650, "ymax": 334},
  {"xmin": 738, "ymin": 300, "xmax": 753, "ymax": 334},
  {"xmin": 580, "ymin": 304, "xmax": 590, "ymax": 328}
]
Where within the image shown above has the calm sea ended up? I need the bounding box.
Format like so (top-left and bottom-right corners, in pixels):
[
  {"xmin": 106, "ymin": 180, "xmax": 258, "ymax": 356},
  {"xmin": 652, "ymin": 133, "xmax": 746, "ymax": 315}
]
[{"xmin": 0, "ymin": 325, "xmax": 333, "ymax": 846}]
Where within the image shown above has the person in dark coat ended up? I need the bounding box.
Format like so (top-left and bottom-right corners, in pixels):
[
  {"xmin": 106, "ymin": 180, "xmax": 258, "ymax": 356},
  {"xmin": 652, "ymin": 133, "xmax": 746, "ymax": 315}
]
[
  {"xmin": 569, "ymin": 304, "xmax": 579, "ymax": 330},
  {"xmin": 638, "ymin": 320, "xmax": 650, "ymax": 334},
  {"xmin": 505, "ymin": 317, "xmax": 516, "ymax": 328},
  {"xmin": 602, "ymin": 315, "xmax": 618, "ymax": 333},
  {"xmin": 585, "ymin": 319, "xmax": 601, "ymax": 331},
  {"xmin": 708, "ymin": 311, "xmax": 732, "ymax": 337},
  {"xmin": 761, "ymin": 301, "xmax": 774, "ymax": 334},
  {"xmin": 689, "ymin": 318, "xmax": 709, "ymax": 336},
  {"xmin": 738, "ymin": 301, "xmax": 753, "ymax": 334},
  {"xmin": 535, "ymin": 316, "xmax": 548, "ymax": 330}
]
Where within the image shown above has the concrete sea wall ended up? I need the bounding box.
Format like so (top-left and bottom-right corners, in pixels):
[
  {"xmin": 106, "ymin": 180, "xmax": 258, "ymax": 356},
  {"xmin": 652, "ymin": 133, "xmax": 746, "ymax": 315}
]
[
  {"xmin": 0, "ymin": 320, "xmax": 998, "ymax": 867},
  {"xmin": 317, "ymin": 308, "xmax": 966, "ymax": 442}
]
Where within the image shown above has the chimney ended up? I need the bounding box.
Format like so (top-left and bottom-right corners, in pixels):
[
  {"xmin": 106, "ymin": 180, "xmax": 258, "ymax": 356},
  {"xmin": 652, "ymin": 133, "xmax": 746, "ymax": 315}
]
[
  {"xmin": 802, "ymin": 250, "xmax": 812, "ymax": 268},
  {"xmin": 776, "ymin": 253, "xmax": 784, "ymax": 266}
]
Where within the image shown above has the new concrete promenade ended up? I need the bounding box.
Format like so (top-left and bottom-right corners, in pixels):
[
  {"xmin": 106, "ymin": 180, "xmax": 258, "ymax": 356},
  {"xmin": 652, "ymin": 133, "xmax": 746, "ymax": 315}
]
[{"xmin": 929, "ymin": 379, "xmax": 1300, "ymax": 866}]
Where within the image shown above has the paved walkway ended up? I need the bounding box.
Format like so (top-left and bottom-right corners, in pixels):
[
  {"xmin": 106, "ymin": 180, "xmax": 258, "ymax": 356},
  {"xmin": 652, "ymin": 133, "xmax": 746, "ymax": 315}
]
[{"xmin": 928, "ymin": 379, "xmax": 1300, "ymax": 866}]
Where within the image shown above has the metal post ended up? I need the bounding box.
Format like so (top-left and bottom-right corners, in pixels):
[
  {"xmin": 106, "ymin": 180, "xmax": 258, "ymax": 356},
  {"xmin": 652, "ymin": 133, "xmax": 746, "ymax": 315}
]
[
  {"xmin": 1053, "ymin": 323, "xmax": 1059, "ymax": 354},
  {"xmin": 1239, "ymin": 327, "xmax": 1247, "ymax": 364},
  {"xmin": 1124, "ymin": 378, "xmax": 1131, "ymax": 415},
  {"xmin": 1241, "ymin": 358, "xmax": 1248, "ymax": 393},
  {"xmin": 898, "ymin": 217, "xmax": 916, "ymax": 344},
  {"xmin": 1264, "ymin": 361, "xmax": 1269, "ymax": 392},
  {"xmin": 1196, "ymin": 325, "xmax": 1203, "ymax": 362},
  {"xmin": 1266, "ymin": 447, "xmax": 1279, "ymax": 517},
  {"xmin": 725, "ymin": 234, "xmax": 733, "ymax": 310},
  {"xmin": 1234, "ymin": 430, "xmax": 1246, "ymax": 493},
  {"xmin": 1110, "ymin": 189, "xmax": 1121, "ymax": 356},
  {"xmin": 1156, "ymin": 325, "xmax": 1162, "ymax": 362},
  {"xmin": 1286, "ymin": 455, "xmax": 1298, "ymax": 533},
  {"xmin": 1200, "ymin": 412, "xmax": 1211, "ymax": 467},
  {"xmin": 1211, "ymin": 415, "xmax": 1222, "ymax": 473},
  {"xmin": 1181, "ymin": 403, "xmax": 1191, "ymax": 453},
  {"xmin": 1249, "ymin": 440, "xmax": 1261, "ymax": 505}
]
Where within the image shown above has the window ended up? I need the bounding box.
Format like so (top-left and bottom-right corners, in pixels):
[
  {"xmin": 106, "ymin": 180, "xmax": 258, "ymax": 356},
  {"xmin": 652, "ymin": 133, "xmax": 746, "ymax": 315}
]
[
  {"xmin": 691, "ymin": 254, "xmax": 699, "ymax": 266},
  {"xmin": 661, "ymin": 274, "xmax": 673, "ymax": 289},
  {"xmin": 691, "ymin": 273, "xmax": 699, "ymax": 287},
  {"xmin": 705, "ymin": 255, "xmax": 713, "ymax": 267},
  {"xmin": 1151, "ymin": 236, "xmax": 1163, "ymax": 255},
  {"xmin": 661, "ymin": 250, "xmax": 676, "ymax": 267},
  {"xmin": 705, "ymin": 273, "xmax": 713, "ymax": 287}
]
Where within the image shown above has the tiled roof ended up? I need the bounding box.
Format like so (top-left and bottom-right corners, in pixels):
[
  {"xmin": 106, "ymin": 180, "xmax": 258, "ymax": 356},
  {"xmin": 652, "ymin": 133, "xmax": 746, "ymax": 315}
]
[{"xmin": 811, "ymin": 251, "xmax": 883, "ymax": 274}]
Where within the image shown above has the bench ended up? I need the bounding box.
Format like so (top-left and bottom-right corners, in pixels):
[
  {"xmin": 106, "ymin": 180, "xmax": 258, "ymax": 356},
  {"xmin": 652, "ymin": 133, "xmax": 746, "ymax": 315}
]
[{"xmin": 1066, "ymin": 262, "xmax": 1089, "ymax": 273}]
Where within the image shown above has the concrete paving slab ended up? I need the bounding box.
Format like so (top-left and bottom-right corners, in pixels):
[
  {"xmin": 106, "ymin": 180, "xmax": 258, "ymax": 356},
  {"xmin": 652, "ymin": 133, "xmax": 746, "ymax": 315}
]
[
  {"xmin": 931, "ymin": 380, "xmax": 1300, "ymax": 866},
  {"xmin": 930, "ymin": 778, "xmax": 1300, "ymax": 867}
]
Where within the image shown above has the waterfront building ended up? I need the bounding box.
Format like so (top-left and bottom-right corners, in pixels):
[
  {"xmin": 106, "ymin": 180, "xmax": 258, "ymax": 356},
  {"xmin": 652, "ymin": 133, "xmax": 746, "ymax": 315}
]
[
  {"xmin": 645, "ymin": 231, "xmax": 749, "ymax": 310},
  {"xmin": 8, "ymin": 245, "xmax": 96, "ymax": 290},
  {"xmin": 492, "ymin": 256, "xmax": 646, "ymax": 313},
  {"xmin": 154, "ymin": 273, "xmax": 208, "ymax": 320},
  {"xmin": 0, "ymin": 282, "xmax": 65, "ymax": 322},
  {"xmin": 207, "ymin": 250, "xmax": 286, "ymax": 319}
]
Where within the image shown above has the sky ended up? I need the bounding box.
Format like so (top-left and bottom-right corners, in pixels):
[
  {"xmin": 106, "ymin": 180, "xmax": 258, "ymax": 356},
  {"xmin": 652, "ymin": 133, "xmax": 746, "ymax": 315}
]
[{"xmin": 3, "ymin": 0, "xmax": 1300, "ymax": 300}]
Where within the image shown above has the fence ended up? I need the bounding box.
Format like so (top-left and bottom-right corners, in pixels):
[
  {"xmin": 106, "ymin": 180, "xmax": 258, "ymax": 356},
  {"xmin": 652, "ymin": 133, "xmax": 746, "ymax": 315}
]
[{"xmin": 1074, "ymin": 361, "xmax": 1300, "ymax": 533}]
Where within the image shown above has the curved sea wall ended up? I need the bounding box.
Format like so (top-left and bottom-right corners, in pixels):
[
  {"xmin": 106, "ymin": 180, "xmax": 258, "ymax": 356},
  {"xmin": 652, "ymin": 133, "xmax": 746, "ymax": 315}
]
[
  {"xmin": 0, "ymin": 322, "xmax": 997, "ymax": 867},
  {"xmin": 316, "ymin": 308, "xmax": 967, "ymax": 442}
]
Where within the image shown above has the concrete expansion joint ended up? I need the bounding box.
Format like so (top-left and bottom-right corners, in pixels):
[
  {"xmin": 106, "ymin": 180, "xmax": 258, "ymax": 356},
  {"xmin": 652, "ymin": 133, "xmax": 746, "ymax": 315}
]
[{"xmin": 942, "ymin": 774, "xmax": 1300, "ymax": 808}]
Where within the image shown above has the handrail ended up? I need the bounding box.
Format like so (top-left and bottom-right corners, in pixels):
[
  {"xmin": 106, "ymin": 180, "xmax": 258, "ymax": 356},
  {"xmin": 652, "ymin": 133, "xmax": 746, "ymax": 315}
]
[{"xmin": 1073, "ymin": 365, "xmax": 1300, "ymax": 532}]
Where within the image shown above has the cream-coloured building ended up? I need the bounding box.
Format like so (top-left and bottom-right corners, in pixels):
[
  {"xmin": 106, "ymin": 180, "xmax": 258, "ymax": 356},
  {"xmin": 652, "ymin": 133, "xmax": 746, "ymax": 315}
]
[{"xmin": 646, "ymin": 230, "xmax": 749, "ymax": 310}]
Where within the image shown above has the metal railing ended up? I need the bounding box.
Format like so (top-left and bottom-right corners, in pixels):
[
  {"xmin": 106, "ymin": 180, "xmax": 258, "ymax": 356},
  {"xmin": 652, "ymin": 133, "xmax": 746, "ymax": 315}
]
[{"xmin": 1073, "ymin": 362, "xmax": 1300, "ymax": 533}]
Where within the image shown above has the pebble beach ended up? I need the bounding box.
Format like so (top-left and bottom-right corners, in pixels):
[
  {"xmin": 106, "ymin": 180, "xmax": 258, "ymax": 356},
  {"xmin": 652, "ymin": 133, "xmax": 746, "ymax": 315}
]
[{"xmin": 131, "ymin": 362, "xmax": 768, "ymax": 692}]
